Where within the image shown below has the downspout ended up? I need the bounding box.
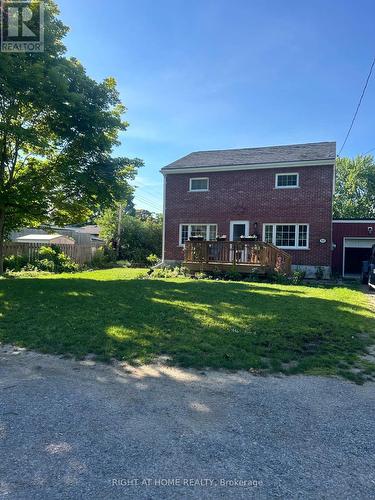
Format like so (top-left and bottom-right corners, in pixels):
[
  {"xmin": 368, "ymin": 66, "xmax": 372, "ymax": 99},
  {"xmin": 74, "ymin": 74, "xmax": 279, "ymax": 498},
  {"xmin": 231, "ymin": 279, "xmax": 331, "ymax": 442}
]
[
  {"xmin": 331, "ymin": 158, "xmax": 336, "ymax": 276},
  {"xmin": 162, "ymin": 173, "xmax": 166, "ymax": 263}
]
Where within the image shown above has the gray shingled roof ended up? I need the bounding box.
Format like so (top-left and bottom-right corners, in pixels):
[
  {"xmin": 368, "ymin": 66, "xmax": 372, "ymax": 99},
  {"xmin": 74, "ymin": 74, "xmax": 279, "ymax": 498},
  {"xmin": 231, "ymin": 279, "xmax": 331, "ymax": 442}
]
[{"xmin": 161, "ymin": 142, "xmax": 336, "ymax": 171}]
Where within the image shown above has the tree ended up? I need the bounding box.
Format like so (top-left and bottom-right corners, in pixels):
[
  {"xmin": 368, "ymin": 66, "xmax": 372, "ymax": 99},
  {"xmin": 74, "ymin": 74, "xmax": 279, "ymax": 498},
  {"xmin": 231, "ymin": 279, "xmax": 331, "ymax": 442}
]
[
  {"xmin": 135, "ymin": 209, "xmax": 161, "ymax": 222},
  {"xmin": 0, "ymin": 0, "xmax": 142, "ymax": 272},
  {"xmin": 97, "ymin": 208, "xmax": 163, "ymax": 262},
  {"xmin": 333, "ymin": 156, "xmax": 375, "ymax": 219}
]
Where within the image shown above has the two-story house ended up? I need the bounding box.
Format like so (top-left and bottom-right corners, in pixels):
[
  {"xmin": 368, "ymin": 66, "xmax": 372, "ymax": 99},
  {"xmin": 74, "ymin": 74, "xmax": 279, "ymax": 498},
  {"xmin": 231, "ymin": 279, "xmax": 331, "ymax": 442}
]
[{"xmin": 161, "ymin": 142, "xmax": 336, "ymax": 277}]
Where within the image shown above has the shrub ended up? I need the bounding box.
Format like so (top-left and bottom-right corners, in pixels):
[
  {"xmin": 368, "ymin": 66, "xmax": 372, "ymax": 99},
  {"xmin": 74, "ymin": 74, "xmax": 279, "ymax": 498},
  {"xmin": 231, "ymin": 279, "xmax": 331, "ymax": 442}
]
[
  {"xmin": 147, "ymin": 265, "xmax": 189, "ymax": 279},
  {"xmin": 272, "ymin": 272, "xmax": 290, "ymax": 284},
  {"xmin": 4, "ymin": 246, "xmax": 79, "ymax": 274},
  {"xmin": 36, "ymin": 258, "xmax": 56, "ymax": 272},
  {"xmin": 4, "ymin": 269, "xmax": 51, "ymax": 278},
  {"xmin": 315, "ymin": 266, "xmax": 325, "ymax": 280},
  {"xmin": 146, "ymin": 253, "xmax": 160, "ymax": 267},
  {"xmin": 90, "ymin": 246, "xmax": 118, "ymax": 269},
  {"xmin": 290, "ymin": 269, "xmax": 306, "ymax": 285},
  {"xmin": 38, "ymin": 245, "xmax": 58, "ymax": 261},
  {"xmin": 224, "ymin": 270, "xmax": 242, "ymax": 281},
  {"xmin": 97, "ymin": 210, "xmax": 162, "ymax": 263},
  {"xmin": 91, "ymin": 247, "xmax": 112, "ymax": 268},
  {"xmin": 34, "ymin": 245, "xmax": 79, "ymax": 273},
  {"xmin": 243, "ymin": 271, "xmax": 261, "ymax": 283},
  {"xmin": 116, "ymin": 260, "xmax": 131, "ymax": 268},
  {"xmin": 194, "ymin": 272, "xmax": 208, "ymax": 280},
  {"xmin": 4, "ymin": 254, "xmax": 29, "ymax": 272}
]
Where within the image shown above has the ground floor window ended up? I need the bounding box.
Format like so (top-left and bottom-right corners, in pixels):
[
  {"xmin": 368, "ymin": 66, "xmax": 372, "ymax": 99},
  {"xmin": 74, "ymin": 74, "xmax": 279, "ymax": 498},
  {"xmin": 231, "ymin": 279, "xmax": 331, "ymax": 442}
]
[
  {"xmin": 263, "ymin": 223, "xmax": 309, "ymax": 249},
  {"xmin": 179, "ymin": 224, "xmax": 217, "ymax": 245}
]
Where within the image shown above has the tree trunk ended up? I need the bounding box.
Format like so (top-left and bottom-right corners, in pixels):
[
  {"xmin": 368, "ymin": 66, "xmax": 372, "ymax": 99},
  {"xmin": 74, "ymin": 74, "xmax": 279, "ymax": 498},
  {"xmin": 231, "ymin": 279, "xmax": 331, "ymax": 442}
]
[
  {"xmin": 116, "ymin": 203, "xmax": 123, "ymax": 260},
  {"xmin": 0, "ymin": 208, "xmax": 5, "ymax": 274}
]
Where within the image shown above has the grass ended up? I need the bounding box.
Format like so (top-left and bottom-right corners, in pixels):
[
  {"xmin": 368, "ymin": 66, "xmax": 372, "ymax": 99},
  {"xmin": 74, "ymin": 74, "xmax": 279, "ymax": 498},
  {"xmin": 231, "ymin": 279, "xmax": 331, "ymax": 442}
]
[{"xmin": 0, "ymin": 268, "xmax": 374, "ymax": 383}]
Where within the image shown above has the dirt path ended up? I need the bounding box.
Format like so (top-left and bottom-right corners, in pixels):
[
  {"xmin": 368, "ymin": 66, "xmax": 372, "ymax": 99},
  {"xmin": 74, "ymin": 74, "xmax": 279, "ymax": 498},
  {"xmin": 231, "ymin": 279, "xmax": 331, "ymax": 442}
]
[{"xmin": 0, "ymin": 345, "xmax": 375, "ymax": 499}]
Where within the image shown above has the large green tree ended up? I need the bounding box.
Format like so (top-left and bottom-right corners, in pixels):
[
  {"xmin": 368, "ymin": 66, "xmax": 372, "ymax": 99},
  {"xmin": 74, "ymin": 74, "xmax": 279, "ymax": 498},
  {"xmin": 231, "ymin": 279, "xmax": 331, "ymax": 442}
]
[
  {"xmin": 98, "ymin": 207, "xmax": 162, "ymax": 262},
  {"xmin": 333, "ymin": 155, "xmax": 375, "ymax": 219},
  {"xmin": 0, "ymin": 0, "xmax": 142, "ymax": 271}
]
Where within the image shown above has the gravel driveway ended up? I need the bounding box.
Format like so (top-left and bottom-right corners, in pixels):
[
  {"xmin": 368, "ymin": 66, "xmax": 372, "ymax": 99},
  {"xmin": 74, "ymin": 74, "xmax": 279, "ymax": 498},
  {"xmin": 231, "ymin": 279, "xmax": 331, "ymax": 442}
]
[{"xmin": 0, "ymin": 346, "xmax": 374, "ymax": 499}]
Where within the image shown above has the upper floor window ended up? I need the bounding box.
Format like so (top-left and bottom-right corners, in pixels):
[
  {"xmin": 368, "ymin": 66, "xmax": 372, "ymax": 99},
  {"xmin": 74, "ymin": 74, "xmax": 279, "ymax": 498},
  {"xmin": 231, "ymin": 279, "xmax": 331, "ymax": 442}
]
[
  {"xmin": 275, "ymin": 173, "xmax": 299, "ymax": 189},
  {"xmin": 263, "ymin": 223, "xmax": 309, "ymax": 249},
  {"xmin": 189, "ymin": 177, "xmax": 209, "ymax": 192}
]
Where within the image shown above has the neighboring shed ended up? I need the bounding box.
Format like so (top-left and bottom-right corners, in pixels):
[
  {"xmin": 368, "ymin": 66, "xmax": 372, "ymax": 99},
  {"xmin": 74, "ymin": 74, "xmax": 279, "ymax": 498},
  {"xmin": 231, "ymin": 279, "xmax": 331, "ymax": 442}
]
[
  {"xmin": 15, "ymin": 234, "xmax": 75, "ymax": 245},
  {"xmin": 332, "ymin": 220, "xmax": 375, "ymax": 276},
  {"xmin": 75, "ymin": 225, "xmax": 100, "ymax": 237},
  {"xmin": 10, "ymin": 226, "xmax": 103, "ymax": 246}
]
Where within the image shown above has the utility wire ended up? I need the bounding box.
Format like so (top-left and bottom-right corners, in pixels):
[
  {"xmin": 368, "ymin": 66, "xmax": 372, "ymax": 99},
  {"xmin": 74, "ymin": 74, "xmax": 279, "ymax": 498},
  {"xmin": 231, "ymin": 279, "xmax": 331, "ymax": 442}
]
[
  {"xmin": 338, "ymin": 55, "xmax": 375, "ymax": 156},
  {"xmin": 136, "ymin": 193, "xmax": 161, "ymax": 208},
  {"xmin": 136, "ymin": 190, "xmax": 163, "ymax": 205},
  {"xmin": 135, "ymin": 194, "xmax": 162, "ymax": 212},
  {"xmin": 363, "ymin": 146, "xmax": 375, "ymax": 156}
]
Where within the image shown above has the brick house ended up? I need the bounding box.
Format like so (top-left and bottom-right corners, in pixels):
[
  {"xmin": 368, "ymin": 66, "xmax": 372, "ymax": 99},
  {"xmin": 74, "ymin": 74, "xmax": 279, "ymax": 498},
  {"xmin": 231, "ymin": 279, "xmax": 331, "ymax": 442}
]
[{"xmin": 161, "ymin": 142, "xmax": 336, "ymax": 277}]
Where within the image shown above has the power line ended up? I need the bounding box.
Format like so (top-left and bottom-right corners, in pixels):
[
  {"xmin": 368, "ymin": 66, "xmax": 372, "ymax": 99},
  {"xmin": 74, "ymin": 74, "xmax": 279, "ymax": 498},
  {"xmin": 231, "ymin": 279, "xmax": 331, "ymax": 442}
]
[
  {"xmin": 338, "ymin": 55, "xmax": 375, "ymax": 156},
  {"xmin": 133, "ymin": 185, "xmax": 163, "ymax": 203},
  {"xmin": 136, "ymin": 190, "xmax": 163, "ymax": 205},
  {"xmin": 134, "ymin": 194, "xmax": 162, "ymax": 212},
  {"xmin": 363, "ymin": 146, "xmax": 375, "ymax": 156},
  {"xmin": 130, "ymin": 183, "xmax": 163, "ymax": 211},
  {"xmin": 136, "ymin": 193, "xmax": 161, "ymax": 207}
]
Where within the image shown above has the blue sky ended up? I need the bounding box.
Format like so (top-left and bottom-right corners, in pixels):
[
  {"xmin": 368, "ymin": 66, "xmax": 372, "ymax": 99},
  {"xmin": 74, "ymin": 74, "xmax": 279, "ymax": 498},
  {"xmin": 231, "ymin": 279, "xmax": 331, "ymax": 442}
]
[{"xmin": 58, "ymin": 0, "xmax": 375, "ymax": 212}]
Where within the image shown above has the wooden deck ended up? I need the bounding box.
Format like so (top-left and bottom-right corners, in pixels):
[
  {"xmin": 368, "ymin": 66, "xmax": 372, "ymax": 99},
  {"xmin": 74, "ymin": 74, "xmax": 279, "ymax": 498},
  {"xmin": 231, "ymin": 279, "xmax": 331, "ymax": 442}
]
[{"xmin": 184, "ymin": 240, "xmax": 292, "ymax": 275}]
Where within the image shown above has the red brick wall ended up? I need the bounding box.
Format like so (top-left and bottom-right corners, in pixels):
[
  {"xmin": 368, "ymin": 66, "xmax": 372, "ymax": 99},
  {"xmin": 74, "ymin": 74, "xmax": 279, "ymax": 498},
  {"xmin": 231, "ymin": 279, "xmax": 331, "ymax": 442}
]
[
  {"xmin": 164, "ymin": 165, "xmax": 334, "ymax": 267},
  {"xmin": 332, "ymin": 221, "xmax": 375, "ymax": 274}
]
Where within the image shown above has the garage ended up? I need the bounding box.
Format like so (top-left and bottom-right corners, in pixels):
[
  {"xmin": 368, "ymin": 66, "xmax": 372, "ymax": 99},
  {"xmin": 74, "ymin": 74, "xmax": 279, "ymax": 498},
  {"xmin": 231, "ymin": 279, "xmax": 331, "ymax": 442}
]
[
  {"xmin": 343, "ymin": 238, "xmax": 375, "ymax": 276},
  {"xmin": 332, "ymin": 220, "xmax": 375, "ymax": 277}
]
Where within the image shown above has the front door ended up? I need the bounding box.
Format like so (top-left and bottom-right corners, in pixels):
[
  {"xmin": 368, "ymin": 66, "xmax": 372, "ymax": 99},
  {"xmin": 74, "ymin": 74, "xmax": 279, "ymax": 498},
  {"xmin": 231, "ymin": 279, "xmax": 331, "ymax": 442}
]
[{"xmin": 230, "ymin": 221, "xmax": 249, "ymax": 262}]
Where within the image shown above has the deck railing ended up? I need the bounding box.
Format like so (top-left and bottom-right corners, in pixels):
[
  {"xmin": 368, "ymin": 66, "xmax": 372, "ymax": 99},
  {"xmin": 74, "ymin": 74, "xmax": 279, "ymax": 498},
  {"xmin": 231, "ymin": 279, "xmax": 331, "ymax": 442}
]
[{"xmin": 184, "ymin": 240, "xmax": 292, "ymax": 274}]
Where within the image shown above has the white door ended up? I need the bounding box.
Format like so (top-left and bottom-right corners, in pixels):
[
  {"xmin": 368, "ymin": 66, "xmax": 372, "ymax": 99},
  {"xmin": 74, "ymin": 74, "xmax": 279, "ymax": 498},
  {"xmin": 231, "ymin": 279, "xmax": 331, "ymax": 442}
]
[
  {"xmin": 230, "ymin": 221, "xmax": 249, "ymax": 241},
  {"xmin": 230, "ymin": 221, "xmax": 249, "ymax": 262}
]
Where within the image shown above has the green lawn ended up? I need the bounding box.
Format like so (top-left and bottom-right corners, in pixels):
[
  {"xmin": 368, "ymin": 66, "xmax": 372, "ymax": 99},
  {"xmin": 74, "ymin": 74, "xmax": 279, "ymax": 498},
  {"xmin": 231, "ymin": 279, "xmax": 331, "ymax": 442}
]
[{"xmin": 1, "ymin": 268, "xmax": 374, "ymax": 382}]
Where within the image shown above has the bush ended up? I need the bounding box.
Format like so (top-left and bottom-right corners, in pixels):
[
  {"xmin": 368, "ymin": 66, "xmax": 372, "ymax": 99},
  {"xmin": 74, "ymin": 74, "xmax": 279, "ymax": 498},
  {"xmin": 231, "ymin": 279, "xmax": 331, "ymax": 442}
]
[
  {"xmin": 194, "ymin": 272, "xmax": 208, "ymax": 280},
  {"xmin": 116, "ymin": 260, "xmax": 131, "ymax": 268},
  {"xmin": 4, "ymin": 254, "xmax": 29, "ymax": 272},
  {"xmin": 4, "ymin": 268, "xmax": 51, "ymax": 278},
  {"xmin": 224, "ymin": 269, "xmax": 242, "ymax": 281},
  {"xmin": 35, "ymin": 245, "xmax": 79, "ymax": 273},
  {"xmin": 36, "ymin": 258, "xmax": 56, "ymax": 273},
  {"xmin": 38, "ymin": 246, "xmax": 57, "ymax": 261},
  {"xmin": 290, "ymin": 269, "xmax": 306, "ymax": 285},
  {"xmin": 315, "ymin": 266, "xmax": 324, "ymax": 280},
  {"xmin": 97, "ymin": 210, "xmax": 162, "ymax": 263},
  {"xmin": 147, "ymin": 266, "xmax": 189, "ymax": 279},
  {"xmin": 91, "ymin": 247, "xmax": 113, "ymax": 268},
  {"xmin": 146, "ymin": 253, "xmax": 160, "ymax": 267},
  {"xmin": 147, "ymin": 265, "xmax": 309, "ymax": 286},
  {"xmin": 3, "ymin": 246, "xmax": 79, "ymax": 274}
]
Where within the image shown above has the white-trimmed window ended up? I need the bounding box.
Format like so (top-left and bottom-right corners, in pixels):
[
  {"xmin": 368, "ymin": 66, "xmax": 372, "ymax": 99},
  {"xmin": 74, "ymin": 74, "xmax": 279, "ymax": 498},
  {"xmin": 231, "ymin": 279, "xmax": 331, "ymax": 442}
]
[
  {"xmin": 189, "ymin": 177, "xmax": 209, "ymax": 192},
  {"xmin": 263, "ymin": 223, "xmax": 309, "ymax": 249},
  {"xmin": 179, "ymin": 224, "xmax": 217, "ymax": 245},
  {"xmin": 275, "ymin": 173, "xmax": 299, "ymax": 188}
]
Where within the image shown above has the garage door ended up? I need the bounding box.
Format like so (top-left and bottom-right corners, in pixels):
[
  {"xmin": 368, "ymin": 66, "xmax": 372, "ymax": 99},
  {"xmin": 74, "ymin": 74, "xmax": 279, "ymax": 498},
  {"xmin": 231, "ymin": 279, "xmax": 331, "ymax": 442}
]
[{"xmin": 344, "ymin": 238, "xmax": 375, "ymax": 276}]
